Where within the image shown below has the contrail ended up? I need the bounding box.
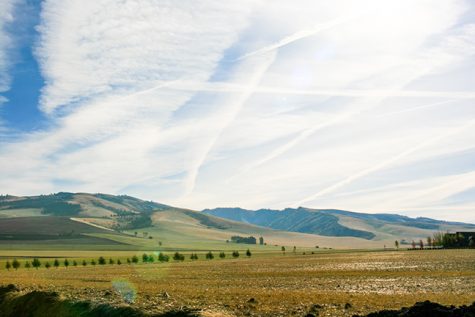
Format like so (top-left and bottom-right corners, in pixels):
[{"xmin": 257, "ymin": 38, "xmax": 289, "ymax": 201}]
[
  {"xmin": 181, "ymin": 52, "xmax": 278, "ymax": 197},
  {"xmin": 236, "ymin": 14, "xmax": 359, "ymax": 61},
  {"xmin": 375, "ymin": 99, "xmax": 457, "ymax": 118},
  {"xmin": 164, "ymin": 81, "xmax": 475, "ymax": 99},
  {"xmin": 294, "ymin": 119, "xmax": 475, "ymax": 206}
]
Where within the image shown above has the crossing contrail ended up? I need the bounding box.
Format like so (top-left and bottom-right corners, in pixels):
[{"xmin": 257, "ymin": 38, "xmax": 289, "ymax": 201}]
[{"xmin": 294, "ymin": 119, "xmax": 475, "ymax": 206}]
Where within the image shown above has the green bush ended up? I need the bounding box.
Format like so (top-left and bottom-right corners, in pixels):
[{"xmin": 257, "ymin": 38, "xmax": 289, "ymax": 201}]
[
  {"xmin": 32, "ymin": 258, "xmax": 41, "ymax": 269},
  {"xmin": 158, "ymin": 253, "xmax": 169, "ymax": 262},
  {"xmin": 205, "ymin": 251, "xmax": 214, "ymax": 260},
  {"xmin": 232, "ymin": 251, "xmax": 239, "ymax": 258},
  {"xmin": 12, "ymin": 259, "xmax": 20, "ymax": 270},
  {"xmin": 54, "ymin": 259, "xmax": 60, "ymax": 268},
  {"xmin": 173, "ymin": 252, "xmax": 185, "ymax": 261},
  {"xmin": 219, "ymin": 252, "xmax": 225, "ymax": 259}
]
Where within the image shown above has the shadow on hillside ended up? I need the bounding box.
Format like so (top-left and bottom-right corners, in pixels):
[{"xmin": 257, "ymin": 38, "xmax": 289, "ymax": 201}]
[{"xmin": 0, "ymin": 284, "xmax": 198, "ymax": 317}]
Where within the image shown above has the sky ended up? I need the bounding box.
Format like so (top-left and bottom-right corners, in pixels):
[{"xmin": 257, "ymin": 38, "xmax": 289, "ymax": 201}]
[{"xmin": 1, "ymin": 0, "xmax": 475, "ymax": 222}]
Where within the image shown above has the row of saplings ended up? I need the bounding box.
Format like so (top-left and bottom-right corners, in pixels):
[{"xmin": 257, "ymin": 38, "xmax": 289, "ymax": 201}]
[{"xmin": 4, "ymin": 249, "xmax": 252, "ymax": 270}]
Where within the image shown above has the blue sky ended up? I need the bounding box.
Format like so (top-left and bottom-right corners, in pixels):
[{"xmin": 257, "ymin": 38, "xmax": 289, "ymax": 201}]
[{"xmin": 1, "ymin": 0, "xmax": 475, "ymax": 222}]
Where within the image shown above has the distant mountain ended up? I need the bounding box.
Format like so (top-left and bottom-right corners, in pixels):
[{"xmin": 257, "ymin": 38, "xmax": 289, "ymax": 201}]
[
  {"xmin": 2, "ymin": 193, "xmax": 474, "ymax": 249},
  {"xmin": 202, "ymin": 207, "xmax": 475, "ymax": 240}
]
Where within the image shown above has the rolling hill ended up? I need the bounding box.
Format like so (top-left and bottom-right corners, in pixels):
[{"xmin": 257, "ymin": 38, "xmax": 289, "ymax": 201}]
[
  {"xmin": 1, "ymin": 193, "xmax": 474, "ymax": 249},
  {"xmin": 202, "ymin": 207, "xmax": 475, "ymax": 242}
]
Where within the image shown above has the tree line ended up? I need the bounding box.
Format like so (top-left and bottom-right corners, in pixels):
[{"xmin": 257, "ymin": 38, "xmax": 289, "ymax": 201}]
[{"xmin": 4, "ymin": 250, "xmax": 253, "ymax": 270}]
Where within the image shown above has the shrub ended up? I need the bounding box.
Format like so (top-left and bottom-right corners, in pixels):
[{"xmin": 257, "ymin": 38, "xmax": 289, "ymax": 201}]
[
  {"xmin": 82, "ymin": 260, "xmax": 87, "ymax": 266},
  {"xmin": 72, "ymin": 260, "xmax": 77, "ymax": 266},
  {"xmin": 246, "ymin": 249, "xmax": 252, "ymax": 257},
  {"xmin": 173, "ymin": 252, "xmax": 185, "ymax": 261},
  {"xmin": 64, "ymin": 259, "xmax": 69, "ymax": 268},
  {"xmin": 205, "ymin": 251, "xmax": 214, "ymax": 260},
  {"xmin": 32, "ymin": 258, "xmax": 41, "ymax": 269},
  {"xmin": 98, "ymin": 257, "xmax": 106, "ymax": 265},
  {"xmin": 109, "ymin": 258, "xmax": 114, "ymax": 265},
  {"xmin": 219, "ymin": 252, "xmax": 226, "ymax": 259},
  {"xmin": 158, "ymin": 253, "xmax": 169, "ymax": 262},
  {"xmin": 142, "ymin": 253, "xmax": 149, "ymax": 263},
  {"xmin": 126, "ymin": 258, "xmax": 131, "ymax": 264},
  {"xmin": 148, "ymin": 255, "xmax": 155, "ymax": 263},
  {"xmin": 12, "ymin": 259, "xmax": 20, "ymax": 270},
  {"xmin": 45, "ymin": 262, "xmax": 51, "ymax": 269},
  {"xmin": 117, "ymin": 259, "xmax": 122, "ymax": 265},
  {"xmin": 25, "ymin": 261, "xmax": 31, "ymax": 269},
  {"xmin": 54, "ymin": 259, "xmax": 60, "ymax": 268},
  {"xmin": 131, "ymin": 255, "xmax": 139, "ymax": 264},
  {"xmin": 232, "ymin": 251, "xmax": 240, "ymax": 258},
  {"xmin": 190, "ymin": 253, "xmax": 198, "ymax": 260},
  {"xmin": 5, "ymin": 261, "xmax": 11, "ymax": 270},
  {"xmin": 91, "ymin": 259, "xmax": 96, "ymax": 266}
]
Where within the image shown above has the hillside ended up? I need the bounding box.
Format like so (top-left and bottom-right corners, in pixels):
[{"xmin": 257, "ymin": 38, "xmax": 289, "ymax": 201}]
[
  {"xmin": 2, "ymin": 193, "xmax": 474, "ymax": 249},
  {"xmin": 202, "ymin": 207, "xmax": 475, "ymax": 242}
]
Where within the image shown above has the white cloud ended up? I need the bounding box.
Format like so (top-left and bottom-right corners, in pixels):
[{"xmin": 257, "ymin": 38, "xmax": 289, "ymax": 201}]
[
  {"xmin": 1, "ymin": 0, "xmax": 475, "ymax": 223},
  {"xmin": 0, "ymin": 0, "xmax": 17, "ymax": 94}
]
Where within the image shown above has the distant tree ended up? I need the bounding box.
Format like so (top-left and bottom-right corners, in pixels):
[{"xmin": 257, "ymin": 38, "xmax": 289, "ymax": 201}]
[
  {"xmin": 25, "ymin": 261, "xmax": 31, "ymax": 269},
  {"xmin": 134, "ymin": 231, "xmax": 138, "ymax": 237},
  {"xmin": 148, "ymin": 255, "xmax": 155, "ymax": 263},
  {"xmin": 109, "ymin": 258, "xmax": 114, "ymax": 265},
  {"xmin": 32, "ymin": 258, "xmax": 41, "ymax": 269},
  {"xmin": 293, "ymin": 246, "xmax": 296, "ymax": 253},
  {"xmin": 131, "ymin": 255, "xmax": 139, "ymax": 264},
  {"xmin": 246, "ymin": 249, "xmax": 252, "ymax": 257},
  {"xmin": 54, "ymin": 259, "xmax": 60, "ymax": 268},
  {"xmin": 117, "ymin": 259, "xmax": 122, "ymax": 265},
  {"xmin": 281, "ymin": 246, "xmax": 286, "ymax": 254},
  {"xmin": 427, "ymin": 237, "xmax": 432, "ymax": 248},
  {"xmin": 411, "ymin": 240, "xmax": 416, "ymax": 249},
  {"xmin": 127, "ymin": 258, "xmax": 131, "ymax": 264},
  {"xmin": 469, "ymin": 236, "xmax": 475, "ymax": 248},
  {"xmin": 142, "ymin": 253, "xmax": 149, "ymax": 263},
  {"xmin": 5, "ymin": 261, "xmax": 11, "ymax": 270},
  {"xmin": 91, "ymin": 259, "xmax": 96, "ymax": 266},
  {"xmin": 173, "ymin": 252, "xmax": 185, "ymax": 261},
  {"xmin": 395, "ymin": 240, "xmax": 399, "ymax": 250},
  {"xmin": 72, "ymin": 260, "xmax": 77, "ymax": 267},
  {"xmin": 45, "ymin": 262, "xmax": 51, "ymax": 269},
  {"xmin": 232, "ymin": 251, "xmax": 240, "ymax": 258},
  {"xmin": 219, "ymin": 252, "xmax": 226, "ymax": 259},
  {"xmin": 158, "ymin": 253, "xmax": 169, "ymax": 262},
  {"xmin": 82, "ymin": 260, "xmax": 87, "ymax": 266},
  {"xmin": 230, "ymin": 236, "xmax": 257, "ymax": 244},
  {"xmin": 419, "ymin": 240, "xmax": 424, "ymax": 250},
  {"xmin": 64, "ymin": 259, "xmax": 69, "ymax": 268},
  {"xmin": 148, "ymin": 236, "xmax": 153, "ymax": 239},
  {"xmin": 259, "ymin": 237, "xmax": 264, "ymax": 245},
  {"xmin": 98, "ymin": 256, "xmax": 106, "ymax": 265},
  {"xmin": 12, "ymin": 259, "xmax": 20, "ymax": 270},
  {"xmin": 205, "ymin": 251, "xmax": 214, "ymax": 260}
]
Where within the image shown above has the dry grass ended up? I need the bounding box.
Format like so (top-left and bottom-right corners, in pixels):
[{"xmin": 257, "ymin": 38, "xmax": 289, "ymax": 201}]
[{"xmin": 1, "ymin": 249, "xmax": 474, "ymax": 316}]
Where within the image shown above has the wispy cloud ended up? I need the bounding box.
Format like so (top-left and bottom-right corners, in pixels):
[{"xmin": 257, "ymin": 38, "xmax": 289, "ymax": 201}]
[
  {"xmin": 1, "ymin": 0, "xmax": 475, "ymax": 223},
  {"xmin": 0, "ymin": 0, "xmax": 17, "ymax": 95}
]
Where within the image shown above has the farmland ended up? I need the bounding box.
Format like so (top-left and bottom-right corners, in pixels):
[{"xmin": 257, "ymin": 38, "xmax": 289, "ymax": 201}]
[{"xmin": 1, "ymin": 249, "xmax": 474, "ymax": 316}]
